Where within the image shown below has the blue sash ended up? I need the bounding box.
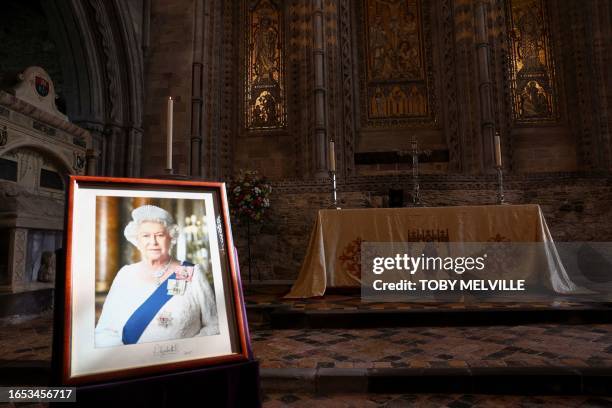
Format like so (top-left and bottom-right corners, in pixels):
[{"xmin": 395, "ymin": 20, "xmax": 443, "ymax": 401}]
[
  {"xmin": 122, "ymin": 261, "xmax": 195, "ymax": 345},
  {"xmin": 122, "ymin": 272, "xmax": 176, "ymax": 344}
]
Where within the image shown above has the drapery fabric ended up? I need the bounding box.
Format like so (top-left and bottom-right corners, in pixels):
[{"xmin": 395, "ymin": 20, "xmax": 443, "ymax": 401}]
[{"xmin": 286, "ymin": 204, "xmax": 580, "ymax": 298}]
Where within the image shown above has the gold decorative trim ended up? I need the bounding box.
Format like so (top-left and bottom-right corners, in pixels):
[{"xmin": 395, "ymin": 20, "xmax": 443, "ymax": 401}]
[
  {"xmin": 507, "ymin": 0, "xmax": 558, "ymax": 124},
  {"xmin": 245, "ymin": 0, "xmax": 286, "ymax": 129},
  {"xmin": 358, "ymin": 0, "xmax": 437, "ymax": 128}
]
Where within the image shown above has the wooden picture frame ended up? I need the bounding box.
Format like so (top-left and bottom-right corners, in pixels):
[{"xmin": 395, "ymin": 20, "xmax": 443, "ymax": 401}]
[{"xmin": 54, "ymin": 176, "xmax": 250, "ymax": 385}]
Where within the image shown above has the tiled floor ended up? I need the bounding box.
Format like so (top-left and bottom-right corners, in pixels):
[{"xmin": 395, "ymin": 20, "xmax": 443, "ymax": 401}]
[
  {"xmin": 262, "ymin": 393, "xmax": 612, "ymax": 407},
  {"xmin": 0, "ymin": 312, "xmax": 53, "ymax": 362},
  {"xmin": 252, "ymin": 325, "xmax": 612, "ymax": 369},
  {"xmin": 1, "ymin": 394, "xmax": 611, "ymax": 407},
  {"xmin": 3, "ymin": 288, "xmax": 612, "ymax": 406},
  {"xmin": 244, "ymin": 286, "xmax": 612, "ymax": 369},
  {"xmin": 3, "ymin": 312, "xmax": 612, "ymax": 370},
  {"xmin": 244, "ymin": 285, "xmax": 601, "ymax": 312}
]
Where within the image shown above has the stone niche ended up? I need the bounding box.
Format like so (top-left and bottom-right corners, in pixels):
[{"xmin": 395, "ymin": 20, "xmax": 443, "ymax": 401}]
[{"xmin": 0, "ymin": 66, "xmax": 94, "ymax": 297}]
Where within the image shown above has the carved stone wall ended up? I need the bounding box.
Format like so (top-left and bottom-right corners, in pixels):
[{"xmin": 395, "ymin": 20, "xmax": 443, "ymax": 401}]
[
  {"xmin": 4, "ymin": 1, "xmax": 607, "ymax": 179},
  {"xmin": 142, "ymin": 0, "xmax": 195, "ymax": 177},
  {"xmin": 287, "ymin": 0, "xmax": 315, "ymax": 177},
  {"xmin": 348, "ymin": 0, "xmax": 609, "ymax": 176},
  {"xmin": 164, "ymin": 0, "xmax": 612, "ymax": 183},
  {"xmin": 233, "ymin": 0, "xmax": 315, "ymax": 179},
  {"xmin": 4, "ymin": 0, "xmax": 612, "ymax": 289},
  {"xmin": 43, "ymin": 0, "xmax": 144, "ymax": 177},
  {"xmin": 358, "ymin": 0, "xmax": 435, "ymax": 126},
  {"xmin": 8, "ymin": 228, "xmax": 28, "ymax": 288},
  {"xmin": 245, "ymin": 0, "xmax": 287, "ymax": 130},
  {"xmin": 231, "ymin": 0, "xmax": 610, "ymax": 280},
  {"xmin": 0, "ymin": 1, "xmax": 144, "ymax": 177},
  {"xmin": 217, "ymin": 0, "xmax": 239, "ymax": 179},
  {"xmin": 0, "ymin": 2, "xmax": 65, "ymax": 99},
  {"xmin": 130, "ymin": 0, "xmax": 612, "ymax": 283},
  {"xmin": 355, "ymin": 0, "xmax": 447, "ymax": 176},
  {"xmin": 232, "ymin": 174, "xmax": 612, "ymax": 281},
  {"xmin": 337, "ymin": 0, "xmax": 357, "ymax": 176}
]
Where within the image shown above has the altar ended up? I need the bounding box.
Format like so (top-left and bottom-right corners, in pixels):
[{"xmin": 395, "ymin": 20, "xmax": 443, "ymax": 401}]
[{"xmin": 286, "ymin": 204, "xmax": 580, "ymax": 298}]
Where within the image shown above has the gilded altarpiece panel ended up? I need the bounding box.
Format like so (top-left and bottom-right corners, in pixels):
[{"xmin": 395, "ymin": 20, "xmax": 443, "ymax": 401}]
[
  {"xmin": 245, "ymin": 0, "xmax": 286, "ymax": 129},
  {"xmin": 507, "ymin": 0, "xmax": 558, "ymax": 124},
  {"xmin": 359, "ymin": 0, "xmax": 436, "ymax": 127}
]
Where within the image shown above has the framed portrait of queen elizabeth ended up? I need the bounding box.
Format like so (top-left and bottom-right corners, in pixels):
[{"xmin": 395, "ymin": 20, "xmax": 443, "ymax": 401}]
[{"xmin": 55, "ymin": 176, "xmax": 251, "ymax": 385}]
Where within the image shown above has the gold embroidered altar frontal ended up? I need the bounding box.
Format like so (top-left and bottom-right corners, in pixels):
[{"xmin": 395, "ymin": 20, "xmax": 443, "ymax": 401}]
[{"xmin": 286, "ymin": 204, "xmax": 565, "ymax": 298}]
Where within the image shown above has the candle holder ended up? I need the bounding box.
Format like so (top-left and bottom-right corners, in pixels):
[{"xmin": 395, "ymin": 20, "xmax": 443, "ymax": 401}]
[
  {"xmin": 328, "ymin": 170, "xmax": 341, "ymax": 209},
  {"xmin": 411, "ymin": 177, "xmax": 421, "ymax": 206},
  {"xmin": 152, "ymin": 168, "xmax": 189, "ymax": 180},
  {"xmin": 411, "ymin": 141, "xmax": 422, "ymax": 206},
  {"xmin": 398, "ymin": 139, "xmax": 429, "ymax": 207},
  {"xmin": 495, "ymin": 165, "xmax": 505, "ymax": 205}
]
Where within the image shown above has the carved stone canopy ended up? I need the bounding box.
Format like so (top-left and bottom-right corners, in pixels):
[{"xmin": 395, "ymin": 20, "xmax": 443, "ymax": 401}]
[
  {"xmin": 0, "ymin": 66, "xmax": 93, "ymax": 179},
  {"xmin": 11, "ymin": 66, "xmax": 68, "ymax": 121}
]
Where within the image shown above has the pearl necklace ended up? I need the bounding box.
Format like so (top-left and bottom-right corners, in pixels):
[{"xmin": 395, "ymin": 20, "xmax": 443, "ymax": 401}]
[{"xmin": 151, "ymin": 258, "xmax": 172, "ymax": 286}]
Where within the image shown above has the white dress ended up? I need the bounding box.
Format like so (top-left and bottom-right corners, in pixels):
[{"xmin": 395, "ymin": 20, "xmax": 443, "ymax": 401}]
[{"xmin": 95, "ymin": 262, "xmax": 219, "ymax": 348}]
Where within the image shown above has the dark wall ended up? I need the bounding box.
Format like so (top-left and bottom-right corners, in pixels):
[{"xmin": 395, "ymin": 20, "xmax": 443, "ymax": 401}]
[{"xmin": 0, "ymin": 1, "xmax": 64, "ymax": 101}]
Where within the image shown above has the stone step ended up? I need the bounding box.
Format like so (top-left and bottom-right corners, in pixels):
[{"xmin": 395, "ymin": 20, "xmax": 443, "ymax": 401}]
[
  {"xmin": 0, "ymin": 360, "xmax": 50, "ymax": 385},
  {"xmin": 0, "ymin": 288, "xmax": 53, "ymax": 318},
  {"xmin": 262, "ymin": 392, "xmax": 612, "ymax": 406},
  {"xmin": 4, "ymin": 361, "xmax": 611, "ymax": 396},
  {"xmin": 260, "ymin": 366, "xmax": 612, "ymax": 396},
  {"xmin": 260, "ymin": 305, "xmax": 612, "ymax": 329}
]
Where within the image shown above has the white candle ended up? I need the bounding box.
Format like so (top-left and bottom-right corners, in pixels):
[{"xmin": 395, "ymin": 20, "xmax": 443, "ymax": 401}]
[
  {"xmin": 494, "ymin": 132, "xmax": 502, "ymax": 168},
  {"xmin": 328, "ymin": 140, "xmax": 336, "ymax": 172},
  {"xmin": 166, "ymin": 97, "xmax": 173, "ymax": 170}
]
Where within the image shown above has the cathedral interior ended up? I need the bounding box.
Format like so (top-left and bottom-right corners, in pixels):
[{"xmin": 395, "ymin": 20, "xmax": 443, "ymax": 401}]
[{"xmin": 0, "ymin": 0, "xmax": 611, "ymax": 406}]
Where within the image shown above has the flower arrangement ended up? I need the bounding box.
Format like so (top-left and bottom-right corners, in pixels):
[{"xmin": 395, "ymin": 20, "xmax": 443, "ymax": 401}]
[{"xmin": 229, "ymin": 170, "xmax": 272, "ymax": 223}]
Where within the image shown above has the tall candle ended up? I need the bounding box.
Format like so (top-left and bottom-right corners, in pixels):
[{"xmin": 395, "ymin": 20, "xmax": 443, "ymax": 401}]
[
  {"xmin": 494, "ymin": 132, "xmax": 502, "ymax": 168},
  {"xmin": 329, "ymin": 140, "xmax": 336, "ymax": 172},
  {"xmin": 166, "ymin": 97, "xmax": 173, "ymax": 170}
]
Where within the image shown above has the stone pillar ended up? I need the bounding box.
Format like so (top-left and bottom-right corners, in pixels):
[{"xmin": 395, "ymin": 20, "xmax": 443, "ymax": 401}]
[
  {"xmin": 142, "ymin": 0, "xmax": 151, "ymax": 57},
  {"xmin": 78, "ymin": 122, "xmax": 106, "ymax": 176},
  {"xmin": 143, "ymin": 0, "xmax": 195, "ymax": 177},
  {"xmin": 590, "ymin": 0, "xmax": 611, "ymax": 169},
  {"xmin": 190, "ymin": 0, "xmax": 204, "ymax": 177},
  {"xmin": 453, "ymin": 0, "xmax": 479, "ymax": 173},
  {"xmin": 126, "ymin": 127, "xmax": 143, "ymax": 177},
  {"xmin": 475, "ymin": 0, "xmax": 495, "ymax": 172},
  {"xmin": 8, "ymin": 228, "xmax": 27, "ymax": 292},
  {"xmin": 86, "ymin": 148, "xmax": 97, "ymax": 176},
  {"xmin": 313, "ymin": 0, "xmax": 328, "ymax": 178}
]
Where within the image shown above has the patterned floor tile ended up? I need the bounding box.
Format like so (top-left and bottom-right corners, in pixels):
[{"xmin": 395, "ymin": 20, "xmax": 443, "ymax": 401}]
[
  {"xmin": 2, "ymin": 299, "xmax": 612, "ymax": 372},
  {"xmin": 245, "ymin": 285, "xmax": 602, "ymax": 314},
  {"xmin": 262, "ymin": 393, "xmax": 612, "ymax": 408},
  {"xmin": 252, "ymin": 325, "xmax": 612, "ymax": 369}
]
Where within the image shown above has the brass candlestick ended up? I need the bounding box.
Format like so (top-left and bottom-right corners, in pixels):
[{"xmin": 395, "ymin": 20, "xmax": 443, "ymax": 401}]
[
  {"xmin": 493, "ymin": 131, "xmax": 505, "ymax": 205},
  {"xmin": 410, "ymin": 140, "xmax": 421, "ymax": 206},
  {"xmin": 398, "ymin": 138, "xmax": 430, "ymax": 207},
  {"xmin": 495, "ymin": 165, "xmax": 505, "ymax": 205},
  {"xmin": 329, "ymin": 170, "xmax": 340, "ymax": 209}
]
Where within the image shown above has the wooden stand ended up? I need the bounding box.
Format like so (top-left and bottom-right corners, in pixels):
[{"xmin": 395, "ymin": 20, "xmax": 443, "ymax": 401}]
[
  {"xmin": 52, "ymin": 179, "xmax": 261, "ymax": 406},
  {"xmin": 52, "ymin": 360, "xmax": 261, "ymax": 408}
]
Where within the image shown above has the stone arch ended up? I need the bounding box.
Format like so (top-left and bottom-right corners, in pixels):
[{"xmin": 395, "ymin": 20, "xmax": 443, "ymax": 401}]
[
  {"xmin": 41, "ymin": 0, "xmax": 144, "ymax": 177},
  {"xmin": 2, "ymin": 143, "xmax": 73, "ymax": 176}
]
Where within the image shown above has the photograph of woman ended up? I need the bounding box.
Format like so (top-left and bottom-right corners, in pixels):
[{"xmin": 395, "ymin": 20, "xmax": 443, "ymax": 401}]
[{"xmin": 95, "ymin": 204, "xmax": 220, "ymax": 348}]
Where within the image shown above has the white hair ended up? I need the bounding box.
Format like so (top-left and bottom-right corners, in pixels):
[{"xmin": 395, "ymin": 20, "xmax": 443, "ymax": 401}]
[{"xmin": 123, "ymin": 205, "xmax": 180, "ymax": 248}]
